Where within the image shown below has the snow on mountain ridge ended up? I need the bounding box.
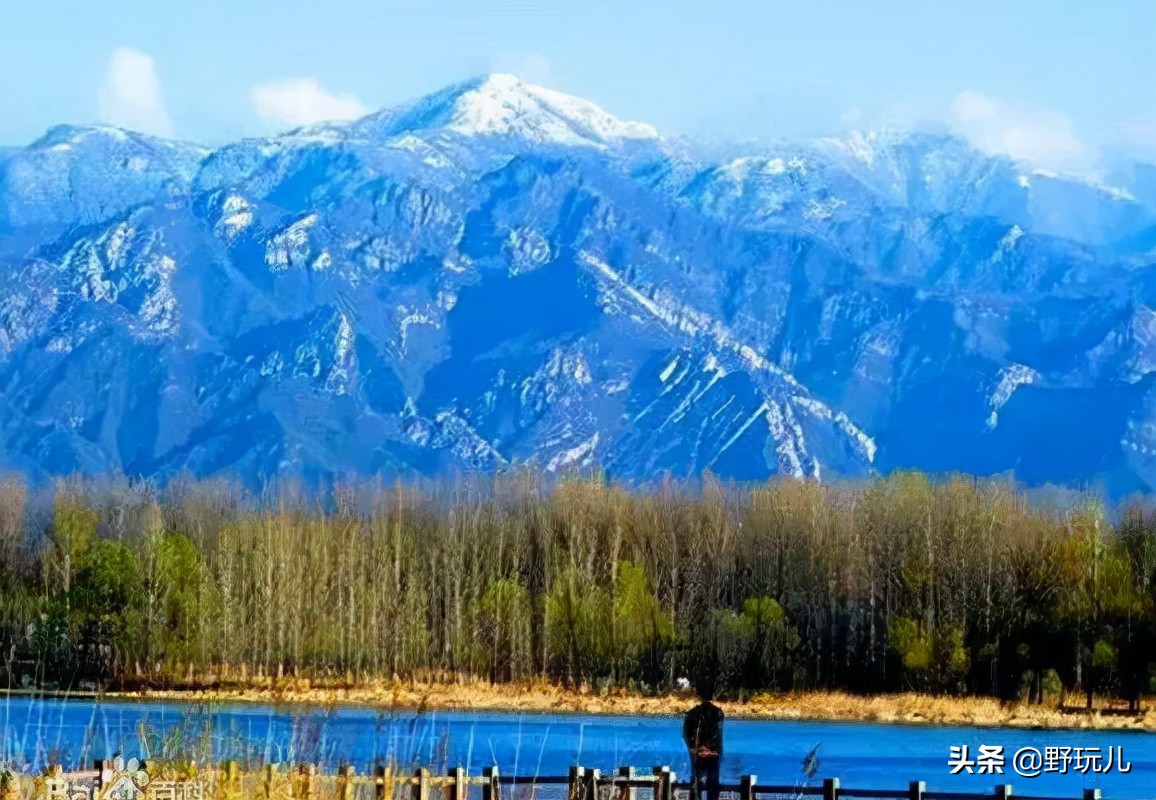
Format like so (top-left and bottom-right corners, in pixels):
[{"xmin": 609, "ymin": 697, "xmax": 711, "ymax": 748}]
[
  {"xmin": 577, "ymin": 249, "xmax": 877, "ymax": 473},
  {"xmin": 442, "ymin": 73, "xmax": 659, "ymax": 143},
  {"xmin": 353, "ymin": 73, "xmax": 659, "ymax": 148},
  {"xmin": 6, "ymin": 76, "xmax": 1156, "ymax": 492}
]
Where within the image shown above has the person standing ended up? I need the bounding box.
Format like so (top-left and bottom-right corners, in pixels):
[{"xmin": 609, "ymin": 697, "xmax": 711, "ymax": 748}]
[{"xmin": 682, "ymin": 684, "xmax": 724, "ymax": 800}]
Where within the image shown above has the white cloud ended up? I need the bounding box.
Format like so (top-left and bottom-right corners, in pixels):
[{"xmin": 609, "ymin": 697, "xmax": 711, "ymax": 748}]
[
  {"xmin": 488, "ymin": 52, "xmax": 554, "ymax": 86},
  {"xmin": 250, "ymin": 78, "xmax": 368, "ymax": 129},
  {"xmin": 950, "ymin": 91, "xmax": 1000, "ymax": 124},
  {"xmin": 98, "ymin": 47, "xmax": 173, "ymax": 137},
  {"xmin": 949, "ymin": 90, "xmax": 1097, "ymax": 176}
]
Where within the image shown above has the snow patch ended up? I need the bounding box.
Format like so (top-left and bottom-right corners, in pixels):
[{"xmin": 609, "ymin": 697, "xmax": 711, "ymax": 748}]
[
  {"xmin": 710, "ymin": 402, "xmax": 769, "ymax": 467},
  {"xmin": 792, "ymin": 395, "xmax": 877, "ymax": 463},
  {"xmin": 397, "ymin": 306, "xmax": 438, "ymax": 355},
  {"xmin": 136, "ymin": 255, "xmax": 179, "ymax": 338},
  {"xmin": 604, "ymin": 375, "xmax": 631, "ymax": 395},
  {"xmin": 764, "ymin": 401, "xmax": 810, "ymax": 478},
  {"xmin": 987, "ymin": 364, "xmax": 1040, "ymax": 429},
  {"xmin": 505, "ymin": 227, "xmax": 551, "ymax": 274},
  {"xmin": 703, "ymin": 352, "xmax": 727, "ymax": 377},
  {"xmin": 546, "ymin": 432, "xmax": 600, "ymax": 472},
  {"xmin": 105, "ymin": 222, "xmax": 133, "ymax": 270},
  {"xmin": 823, "ymin": 130, "xmax": 879, "ymax": 168},
  {"xmin": 803, "ymin": 197, "xmax": 846, "ymax": 221},
  {"xmin": 266, "ymin": 213, "xmax": 318, "ymax": 272},
  {"xmin": 217, "ymin": 195, "xmax": 253, "ymax": 241},
  {"xmin": 294, "ymin": 342, "xmax": 322, "ymax": 379},
  {"xmin": 390, "ymin": 134, "xmax": 452, "ymax": 168},
  {"xmin": 544, "ymin": 348, "xmax": 593, "ymax": 386},
  {"xmin": 437, "ymin": 289, "xmax": 458, "ymax": 311},
  {"xmin": 326, "ymin": 313, "xmax": 357, "ymax": 395},
  {"xmin": 579, "ymin": 250, "xmax": 802, "ymax": 390},
  {"xmin": 311, "ymin": 250, "xmax": 333, "ymax": 271},
  {"xmin": 999, "ymin": 224, "xmax": 1025, "ymax": 251},
  {"xmin": 260, "ymin": 351, "xmax": 285, "ymax": 378}
]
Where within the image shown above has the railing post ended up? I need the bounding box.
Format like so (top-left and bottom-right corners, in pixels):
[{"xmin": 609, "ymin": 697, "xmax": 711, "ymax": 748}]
[
  {"xmin": 45, "ymin": 765, "xmax": 66, "ymax": 800},
  {"xmin": 617, "ymin": 767, "xmax": 636, "ymax": 800},
  {"xmin": 227, "ymin": 761, "xmax": 240, "ymax": 799},
  {"xmin": 1082, "ymin": 790, "xmax": 1102, "ymax": 800},
  {"xmin": 908, "ymin": 781, "xmax": 925, "ymax": 800},
  {"xmin": 218, "ymin": 760, "xmax": 235, "ymax": 800},
  {"xmin": 95, "ymin": 759, "xmax": 112, "ymax": 793},
  {"xmin": 376, "ymin": 765, "xmax": 388, "ymax": 800},
  {"xmin": 310, "ymin": 764, "xmax": 319, "ymax": 800},
  {"xmin": 413, "ymin": 768, "xmax": 431, "ymax": 800},
  {"xmin": 264, "ymin": 764, "xmax": 279, "ymax": 800},
  {"xmin": 450, "ymin": 767, "xmax": 467, "ymax": 800},
  {"xmin": 994, "ymin": 784, "xmax": 1013, "ymax": 800},
  {"xmin": 295, "ymin": 764, "xmax": 316, "ymax": 800},
  {"xmin": 483, "ymin": 766, "xmax": 500, "ymax": 800},
  {"xmin": 585, "ymin": 768, "xmax": 602, "ymax": 800},
  {"xmin": 740, "ymin": 773, "xmax": 757, "ymax": 800},
  {"xmin": 652, "ymin": 767, "xmax": 673, "ymax": 800},
  {"xmin": 570, "ymin": 767, "xmax": 587, "ymax": 800},
  {"xmin": 338, "ymin": 766, "xmax": 355, "ymax": 800},
  {"xmin": 822, "ymin": 778, "xmax": 839, "ymax": 800}
]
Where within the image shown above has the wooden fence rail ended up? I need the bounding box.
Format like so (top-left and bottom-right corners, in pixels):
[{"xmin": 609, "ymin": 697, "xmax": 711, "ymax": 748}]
[{"xmin": 2, "ymin": 761, "xmax": 1108, "ymax": 800}]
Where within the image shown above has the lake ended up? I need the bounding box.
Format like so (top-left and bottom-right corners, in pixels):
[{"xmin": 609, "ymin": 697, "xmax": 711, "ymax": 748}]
[{"xmin": 0, "ymin": 696, "xmax": 1152, "ymax": 799}]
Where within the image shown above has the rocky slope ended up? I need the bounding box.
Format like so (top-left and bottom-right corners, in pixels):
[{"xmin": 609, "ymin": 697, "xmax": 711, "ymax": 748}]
[{"xmin": 1, "ymin": 74, "xmax": 1154, "ymax": 493}]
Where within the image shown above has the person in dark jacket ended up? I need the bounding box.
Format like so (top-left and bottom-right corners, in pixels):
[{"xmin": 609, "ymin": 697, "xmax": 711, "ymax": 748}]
[{"xmin": 682, "ymin": 684, "xmax": 724, "ymax": 800}]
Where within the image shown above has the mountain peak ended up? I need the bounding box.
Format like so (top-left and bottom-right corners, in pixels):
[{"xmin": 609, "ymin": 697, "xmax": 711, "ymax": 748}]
[
  {"xmin": 358, "ymin": 73, "xmax": 659, "ymax": 148},
  {"xmin": 23, "ymin": 124, "xmax": 211, "ymax": 167},
  {"xmin": 26, "ymin": 124, "xmax": 149, "ymax": 153}
]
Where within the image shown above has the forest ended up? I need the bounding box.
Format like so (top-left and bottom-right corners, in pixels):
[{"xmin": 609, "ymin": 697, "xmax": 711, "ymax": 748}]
[{"xmin": 0, "ymin": 471, "xmax": 1154, "ymax": 709}]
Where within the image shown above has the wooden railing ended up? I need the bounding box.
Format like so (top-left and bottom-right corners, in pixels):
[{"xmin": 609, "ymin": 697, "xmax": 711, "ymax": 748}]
[{"xmin": 5, "ymin": 761, "xmax": 1108, "ymax": 800}]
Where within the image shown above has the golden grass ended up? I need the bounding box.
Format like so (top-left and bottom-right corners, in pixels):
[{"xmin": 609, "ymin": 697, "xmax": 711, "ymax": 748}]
[{"xmin": 103, "ymin": 679, "xmax": 1156, "ymax": 732}]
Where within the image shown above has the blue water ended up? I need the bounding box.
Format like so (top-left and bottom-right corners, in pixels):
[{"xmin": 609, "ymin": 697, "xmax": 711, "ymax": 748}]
[{"xmin": 0, "ymin": 696, "xmax": 1153, "ymax": 799}]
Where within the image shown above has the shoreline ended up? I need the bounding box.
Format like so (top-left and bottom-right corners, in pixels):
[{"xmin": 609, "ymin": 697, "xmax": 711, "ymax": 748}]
[{"xmin": 7, "ymin": 682, "xmax": 1153, "ymax": 732}]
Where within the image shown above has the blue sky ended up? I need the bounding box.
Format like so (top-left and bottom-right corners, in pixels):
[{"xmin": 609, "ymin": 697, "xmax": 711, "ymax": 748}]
[{"xmin": 2, "ymin": 0, "xmax": 1155, "ymax": 172}]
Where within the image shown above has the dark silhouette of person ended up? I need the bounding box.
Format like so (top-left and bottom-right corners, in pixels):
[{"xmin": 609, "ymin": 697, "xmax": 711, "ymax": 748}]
[{"xmin": 683, "ymin": 685, "xmax": 724, "ymax": 800}]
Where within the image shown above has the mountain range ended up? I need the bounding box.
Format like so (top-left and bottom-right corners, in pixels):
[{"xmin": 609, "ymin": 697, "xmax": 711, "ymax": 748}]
[{"xmin": 3, "ymin": 74, "xmax": 1156, "ymax": 494}]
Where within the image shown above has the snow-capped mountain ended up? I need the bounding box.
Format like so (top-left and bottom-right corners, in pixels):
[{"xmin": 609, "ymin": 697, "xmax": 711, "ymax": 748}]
[
  {"xmin": 1, "ymin": 125, "xmax": 208, "ymax": 233},
  {"xmin": 353, "ymin": 73, "xmax": 660, "ymax": 147},
  {"xmin": 2, "ymin": 75, "xmax": 1155, "ymax": 493}
]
